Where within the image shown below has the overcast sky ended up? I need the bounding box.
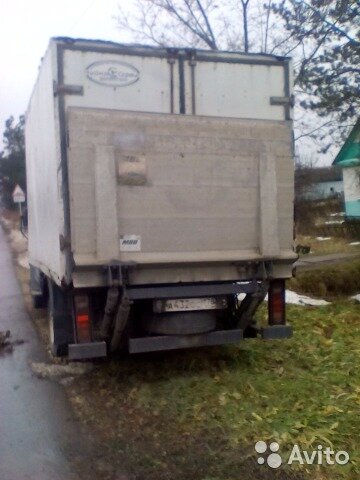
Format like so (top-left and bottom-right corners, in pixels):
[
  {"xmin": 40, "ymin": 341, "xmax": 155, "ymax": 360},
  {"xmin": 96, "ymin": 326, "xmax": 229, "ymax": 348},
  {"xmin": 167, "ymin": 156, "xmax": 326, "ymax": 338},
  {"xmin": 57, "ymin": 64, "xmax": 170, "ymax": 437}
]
[
  {"xmin": 0, "ymin": 0, "xmax": 336, "ymax": 164},
  {"xmin": 0, "ymin": 0, "xmax": 129, "ymax": 147}
]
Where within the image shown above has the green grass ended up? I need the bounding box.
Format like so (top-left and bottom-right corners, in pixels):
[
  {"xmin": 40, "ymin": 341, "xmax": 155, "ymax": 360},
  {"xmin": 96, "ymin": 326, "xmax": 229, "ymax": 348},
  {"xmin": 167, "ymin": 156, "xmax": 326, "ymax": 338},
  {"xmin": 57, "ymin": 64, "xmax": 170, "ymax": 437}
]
[
  {"xmin": 290, "ymin": 260, "xmax": 360, "ymax": 298},
  {"xmin": 296, "ymin": 234, "xmax": 360, "ymax": 257},
  {"xmin": 69, "ymin": 300, "xmax": 360, "ymax": 480}
]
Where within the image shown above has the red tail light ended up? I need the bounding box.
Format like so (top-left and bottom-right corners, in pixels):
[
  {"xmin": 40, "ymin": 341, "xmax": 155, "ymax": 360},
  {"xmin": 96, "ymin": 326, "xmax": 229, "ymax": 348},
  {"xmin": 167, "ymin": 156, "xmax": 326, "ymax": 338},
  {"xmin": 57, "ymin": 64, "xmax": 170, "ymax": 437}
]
[
  {"xmin": 268, "ymin": 279, "xmax": 286, "ymax": 325},
  {"xmin": 74, "ymin": 295, "xmax": 91, "ymax": 343}
]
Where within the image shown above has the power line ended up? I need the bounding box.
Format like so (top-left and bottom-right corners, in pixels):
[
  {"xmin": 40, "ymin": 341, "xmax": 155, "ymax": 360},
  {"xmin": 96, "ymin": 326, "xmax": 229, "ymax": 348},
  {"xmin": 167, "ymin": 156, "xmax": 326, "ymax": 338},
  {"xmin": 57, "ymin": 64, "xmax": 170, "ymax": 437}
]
[{"xmin": 68, "ymin": 0, "xmax": 101, "ymax": 33}]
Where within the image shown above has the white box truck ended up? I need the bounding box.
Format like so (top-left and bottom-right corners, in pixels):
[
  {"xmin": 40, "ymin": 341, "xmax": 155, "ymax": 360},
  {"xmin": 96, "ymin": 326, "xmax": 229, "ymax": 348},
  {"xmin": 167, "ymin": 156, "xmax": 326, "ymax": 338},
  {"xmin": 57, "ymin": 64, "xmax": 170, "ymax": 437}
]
[{"xmin": 25, "ymin": 37, "xmax": 296, "ymax": 359}]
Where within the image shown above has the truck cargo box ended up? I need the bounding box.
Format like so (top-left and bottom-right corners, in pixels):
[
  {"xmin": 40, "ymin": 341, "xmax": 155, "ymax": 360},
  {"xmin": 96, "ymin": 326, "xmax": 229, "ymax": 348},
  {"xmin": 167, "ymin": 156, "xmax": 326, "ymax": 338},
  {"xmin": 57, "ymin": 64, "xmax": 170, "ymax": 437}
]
[
  {"xmin": 25, "ymin": 38, "xmax": 296, "ymax": 358},
  {"xmin": 26, "ymin": 37, "xmax": 295, "ymax": 287}
]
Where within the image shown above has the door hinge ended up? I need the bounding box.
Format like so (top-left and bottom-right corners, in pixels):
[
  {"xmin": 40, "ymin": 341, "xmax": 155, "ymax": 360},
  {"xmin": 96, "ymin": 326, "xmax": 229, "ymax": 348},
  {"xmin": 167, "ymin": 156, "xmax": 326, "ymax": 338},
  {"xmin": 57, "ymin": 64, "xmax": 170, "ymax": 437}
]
[
  {"xmin": 53, "ymin": 81, "xmax": 84, "ymax": 97},
  {"xmin": 270, "ymin": 95, "xmax": 294, "ymax": 108}
]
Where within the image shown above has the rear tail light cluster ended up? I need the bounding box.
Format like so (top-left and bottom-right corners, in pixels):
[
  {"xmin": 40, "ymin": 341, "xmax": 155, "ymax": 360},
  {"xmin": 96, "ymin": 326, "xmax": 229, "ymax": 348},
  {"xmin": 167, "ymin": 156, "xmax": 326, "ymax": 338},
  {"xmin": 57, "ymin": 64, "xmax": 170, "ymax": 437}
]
[
  {"xmin": 73, "ymin": 294, "xmax": 91, "ymax": 343},
  {"xmin": 268, "ymin": 279, "xmax": 286, "ymax": 325}
]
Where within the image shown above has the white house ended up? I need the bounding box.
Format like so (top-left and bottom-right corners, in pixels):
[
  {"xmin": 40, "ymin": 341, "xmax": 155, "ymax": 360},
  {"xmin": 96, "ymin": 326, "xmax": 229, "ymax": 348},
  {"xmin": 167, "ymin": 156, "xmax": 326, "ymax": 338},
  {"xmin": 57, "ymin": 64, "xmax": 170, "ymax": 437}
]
[{"xmin": 333, "ymin": 119, "xmax": 360, "ymax": 219}]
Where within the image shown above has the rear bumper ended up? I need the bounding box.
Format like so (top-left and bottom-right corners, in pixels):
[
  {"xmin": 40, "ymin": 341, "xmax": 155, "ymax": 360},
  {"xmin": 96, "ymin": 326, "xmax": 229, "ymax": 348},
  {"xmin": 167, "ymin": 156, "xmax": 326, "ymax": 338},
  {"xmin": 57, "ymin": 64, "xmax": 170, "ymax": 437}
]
[
  {"xmin": 261, "ymin": 325, "xmax": 293, "ymax": 339},
  {"xmin": 128, "ymin": 324, "xmax": 293, "ymax": 354},
  {"xmin": 68, "ymin": 341, "xmax": 107, "ymax": 360},
  {"xmin": 65, "ymin": 325, "xmax": 293, "ymax": 358},
  {"xmin": 129, "ymin": 329, "xmax": 243, "ymax": 353}
]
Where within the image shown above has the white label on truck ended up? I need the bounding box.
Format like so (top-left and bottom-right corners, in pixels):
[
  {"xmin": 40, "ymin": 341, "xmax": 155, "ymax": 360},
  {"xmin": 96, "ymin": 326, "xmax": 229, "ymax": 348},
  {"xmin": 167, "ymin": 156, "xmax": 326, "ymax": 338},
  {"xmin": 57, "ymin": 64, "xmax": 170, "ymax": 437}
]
[
  {"xmin": 120, "ymin": 235, "xmax": 141, "ymax": 252},
  {"xmin": 86, "ymin": 61, "xmax": 140, "ymax": 87}
]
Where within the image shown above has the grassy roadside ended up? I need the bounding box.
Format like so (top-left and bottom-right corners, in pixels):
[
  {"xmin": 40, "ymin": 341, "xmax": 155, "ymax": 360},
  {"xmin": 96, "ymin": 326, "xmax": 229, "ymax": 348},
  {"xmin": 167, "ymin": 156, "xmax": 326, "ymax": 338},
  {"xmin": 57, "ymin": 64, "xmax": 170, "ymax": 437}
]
[
  {"xmin": 290, "ymin": 260, "xmax": 360, "ymax": 299},
  {"xmin": 67, "ymin": 299, "xmax": 360, "ymax": 480},
  {"xmin": 2, "ymin": 210, "xmax": 359, "ymax": 480},
  {"xmin": 296, "ymin": 235, "xmax": 360, "ymax": 257}
]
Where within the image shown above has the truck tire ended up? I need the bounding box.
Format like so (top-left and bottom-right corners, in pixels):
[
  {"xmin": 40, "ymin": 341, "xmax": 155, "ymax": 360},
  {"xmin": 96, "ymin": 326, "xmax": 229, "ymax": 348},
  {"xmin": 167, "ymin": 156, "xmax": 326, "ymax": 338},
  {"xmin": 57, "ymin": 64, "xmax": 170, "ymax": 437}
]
[
  {"xmin": 32, "ymin": 294, "xmax": 47, "ymax": 309},
  {"xmin": 47, "ymin": 279, "xmax": 75, "ymax": 357}
]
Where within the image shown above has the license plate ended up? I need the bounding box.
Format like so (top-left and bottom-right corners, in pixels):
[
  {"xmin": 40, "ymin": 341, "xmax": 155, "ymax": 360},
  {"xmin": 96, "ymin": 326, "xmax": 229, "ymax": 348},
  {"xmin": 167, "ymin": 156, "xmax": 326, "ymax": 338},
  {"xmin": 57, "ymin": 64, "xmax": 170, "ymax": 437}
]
[{"xmin": 153, "ymin": 297, "xmax": 227, "ymax": 313}]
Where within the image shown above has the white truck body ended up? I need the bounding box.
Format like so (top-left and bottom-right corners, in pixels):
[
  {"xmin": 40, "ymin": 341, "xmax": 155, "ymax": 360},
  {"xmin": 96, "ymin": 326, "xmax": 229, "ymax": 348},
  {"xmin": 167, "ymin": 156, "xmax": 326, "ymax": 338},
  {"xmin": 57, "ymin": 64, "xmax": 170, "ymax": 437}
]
[
  {"xmin": 26, "ymin": 37, "xmax": 296, "ymax": 289},
  {"xmin": 25, "ymin": 38, "xmax": 296, "ymax": 358}
]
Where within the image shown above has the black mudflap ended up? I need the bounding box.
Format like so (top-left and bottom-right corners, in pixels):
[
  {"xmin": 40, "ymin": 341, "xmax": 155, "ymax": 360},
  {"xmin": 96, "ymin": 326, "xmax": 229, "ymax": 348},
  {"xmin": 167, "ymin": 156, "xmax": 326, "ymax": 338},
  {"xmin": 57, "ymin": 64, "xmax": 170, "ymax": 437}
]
[{"xmin": 48, "ymin": 280, "xmax": 75, "ymax": 356}]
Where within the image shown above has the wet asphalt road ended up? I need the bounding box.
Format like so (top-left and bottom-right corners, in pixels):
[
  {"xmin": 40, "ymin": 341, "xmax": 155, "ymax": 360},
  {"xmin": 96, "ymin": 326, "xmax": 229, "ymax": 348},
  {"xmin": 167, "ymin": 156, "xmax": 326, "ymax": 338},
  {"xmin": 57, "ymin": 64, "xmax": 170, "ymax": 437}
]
[
  {"xmin": 0, "ymin": 226, "xmax": 85, "ymax": 480},
  {"xmin": 295, "ymin": 252, "xmax": 360, "ymax": 271}
]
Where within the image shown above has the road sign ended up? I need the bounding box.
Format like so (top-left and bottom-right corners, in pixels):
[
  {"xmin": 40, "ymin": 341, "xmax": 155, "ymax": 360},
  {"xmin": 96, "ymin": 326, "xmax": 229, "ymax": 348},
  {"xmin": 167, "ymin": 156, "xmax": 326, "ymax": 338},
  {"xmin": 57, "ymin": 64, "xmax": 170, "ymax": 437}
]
[{"xmin": 12, "ymin": 184, "xmax": 25, "ymax": 203}]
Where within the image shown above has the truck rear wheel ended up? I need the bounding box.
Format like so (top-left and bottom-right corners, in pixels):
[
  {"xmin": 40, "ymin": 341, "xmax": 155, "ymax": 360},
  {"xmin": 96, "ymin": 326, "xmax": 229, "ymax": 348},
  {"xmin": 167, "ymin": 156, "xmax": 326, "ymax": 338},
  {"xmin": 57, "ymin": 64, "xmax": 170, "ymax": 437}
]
[
  {"xmin": 30, "ymin": 265, "xmax": 48, "ymax": 309},
  {"xmin": 32, "ymin": 293, "xmax": 47, "ymax": 309}
]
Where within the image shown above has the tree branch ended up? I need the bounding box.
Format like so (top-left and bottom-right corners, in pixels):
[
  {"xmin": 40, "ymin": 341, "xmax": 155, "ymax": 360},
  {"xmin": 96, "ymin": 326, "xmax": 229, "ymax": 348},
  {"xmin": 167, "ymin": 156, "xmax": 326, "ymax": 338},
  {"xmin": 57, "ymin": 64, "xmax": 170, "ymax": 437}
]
[
  {"xmin": 294, "ymin": 120, "xmax": 334, "ymax": 141},
  {"xmin": 298, "ymin": 0, "xmax": 360, "ymax": 46},
  {"xmin": 240, "ymin": 0, "xmax": 251, "ymax": 52},
  {"xmin": 161, "ymin": 0, "xmax": 217, "ymax": 49},
  {"xmin": 183, "ymin": 0, "xmax": 210, "ymax": 41},
  {"xmin": 264, "ymin": 0, "xmax": 271, "ymax": 53},
  {"xmin": 195, "ymin": 0, "xmax": 218, "ymax": 49}
]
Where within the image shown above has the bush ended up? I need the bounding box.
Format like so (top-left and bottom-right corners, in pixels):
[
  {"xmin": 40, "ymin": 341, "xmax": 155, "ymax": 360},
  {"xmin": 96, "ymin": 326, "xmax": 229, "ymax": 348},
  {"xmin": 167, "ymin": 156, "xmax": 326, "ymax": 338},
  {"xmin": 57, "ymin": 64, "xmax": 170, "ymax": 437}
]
[{"xmin": 290, "ymin": 260, "xmax": 360, "ymax": 298}]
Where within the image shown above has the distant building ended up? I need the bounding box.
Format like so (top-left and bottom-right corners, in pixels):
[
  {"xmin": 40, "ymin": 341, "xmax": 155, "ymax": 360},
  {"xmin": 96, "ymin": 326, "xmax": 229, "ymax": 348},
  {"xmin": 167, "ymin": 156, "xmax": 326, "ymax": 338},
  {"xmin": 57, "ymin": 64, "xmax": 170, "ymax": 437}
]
[
  {"xmin": 295, "ymin": 166, "xmax": 343, "ymax": 201},
  {"xmin": 333, "ymin": 120, "xmax": 360, "ymax": 219}
]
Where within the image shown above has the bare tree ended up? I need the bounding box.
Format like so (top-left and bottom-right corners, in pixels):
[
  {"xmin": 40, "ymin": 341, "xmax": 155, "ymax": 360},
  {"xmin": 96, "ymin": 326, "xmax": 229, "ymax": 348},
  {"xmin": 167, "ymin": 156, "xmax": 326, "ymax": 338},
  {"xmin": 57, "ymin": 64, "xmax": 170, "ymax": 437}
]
[
  {"xmin": 116, "ymin": 0, "xmax": 220, "ymax": 49},
  {"xmin": 240, "ymin": 0, "xmax": 250, "ymax": 52},
  {"xmin": 270, "ymin": 1, "xmax": 360, "ymax": 133},
  {"xmin": 115, "ymin": 0, "xmax": 265, "ymax": 52}
]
